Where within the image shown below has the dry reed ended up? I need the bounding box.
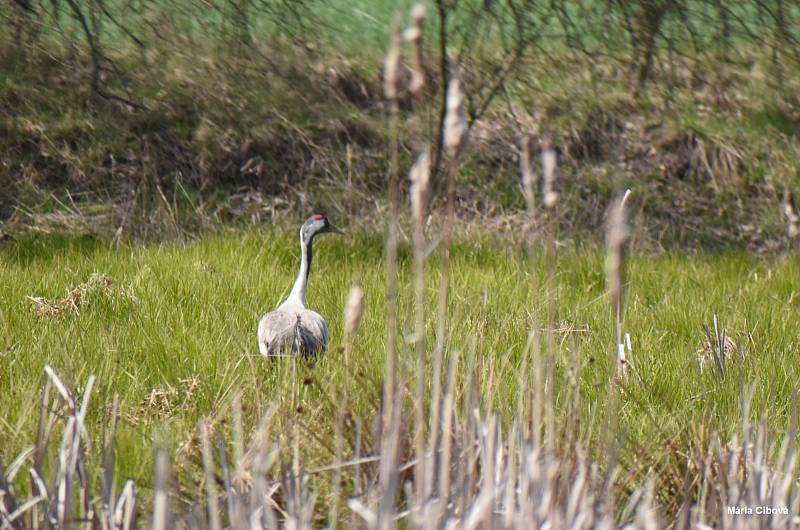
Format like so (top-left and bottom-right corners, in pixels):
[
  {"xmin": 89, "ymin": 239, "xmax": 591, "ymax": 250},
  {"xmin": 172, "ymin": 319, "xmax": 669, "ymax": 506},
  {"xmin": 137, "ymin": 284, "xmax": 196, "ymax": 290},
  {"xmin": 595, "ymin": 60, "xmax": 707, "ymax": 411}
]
[
  {"xmin": 377, "ymin": 18, "xmax": 404, "ymax": 530},
  {"xmin": 344, "ymin": 286, "xmax": 364, "ymax": 338},
  {"xmin": 5, "ymin": 364, "xmax": 797, "ymax": 529},
  {"xmin": 605, "ymin": 190, "xmax": 631, "ymax": 380},
  {"xmin": 541, "ymin": 141, "xmax": 558, "ymax": 209},
  {"xmin": 409, "ymin": 148, "xmax": 431, "ymax": 513},
  {"xmin": 443, "ymin": 67, "xmax": 468, "ymax": 158},
  {"xmin": 520, "ymin": 135, "xmax": 537, "ymax": 214},
  {"xmin": 404, "ymin": 4, "xmax": 426, "ymax": 97}
]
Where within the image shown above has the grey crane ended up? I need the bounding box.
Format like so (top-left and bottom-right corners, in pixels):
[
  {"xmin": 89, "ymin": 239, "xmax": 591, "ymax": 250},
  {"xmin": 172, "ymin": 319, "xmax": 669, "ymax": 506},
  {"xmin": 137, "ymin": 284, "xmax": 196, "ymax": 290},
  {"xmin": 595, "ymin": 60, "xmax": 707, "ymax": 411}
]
[{"xmin": 257, "ymin": 214, "xmax": 342, "ymax": 357}]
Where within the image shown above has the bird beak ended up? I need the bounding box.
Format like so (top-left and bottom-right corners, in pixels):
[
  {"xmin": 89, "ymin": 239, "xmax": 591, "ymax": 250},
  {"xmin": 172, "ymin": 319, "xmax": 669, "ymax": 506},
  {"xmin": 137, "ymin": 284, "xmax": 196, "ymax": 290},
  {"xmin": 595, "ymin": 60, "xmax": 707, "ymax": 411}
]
[{"xmin": 328, "ymin": 224, "xmax": 344, "ymax": 235}]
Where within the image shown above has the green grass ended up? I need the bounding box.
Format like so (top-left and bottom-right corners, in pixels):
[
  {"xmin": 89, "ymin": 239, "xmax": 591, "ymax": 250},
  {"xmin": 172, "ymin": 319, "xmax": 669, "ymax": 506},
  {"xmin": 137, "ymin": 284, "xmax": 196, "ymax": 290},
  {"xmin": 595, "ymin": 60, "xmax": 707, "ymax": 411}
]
[
  {"xmin": 92, "ymin": 1, "xmax": 778, "ymax": 57},
  {"xmin": 5, "ymin": 2, "xmax": 800, "ymax": 522},
  {"xmin": 1, "ymin": 229, "xmax": 799, "ymax": 515}
]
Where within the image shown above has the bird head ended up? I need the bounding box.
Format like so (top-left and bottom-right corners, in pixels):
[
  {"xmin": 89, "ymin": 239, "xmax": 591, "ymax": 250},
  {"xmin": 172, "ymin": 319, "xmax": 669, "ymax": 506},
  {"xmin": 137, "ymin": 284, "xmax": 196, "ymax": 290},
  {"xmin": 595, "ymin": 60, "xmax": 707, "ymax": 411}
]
[{"xmin": 301, "ymin": 214, "xmax": 343, "ymax": 242}]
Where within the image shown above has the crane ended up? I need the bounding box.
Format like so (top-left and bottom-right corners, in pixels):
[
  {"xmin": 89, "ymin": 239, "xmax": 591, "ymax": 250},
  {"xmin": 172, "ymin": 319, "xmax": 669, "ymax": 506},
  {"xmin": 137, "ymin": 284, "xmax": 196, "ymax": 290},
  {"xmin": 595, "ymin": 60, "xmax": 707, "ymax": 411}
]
[{"xmin": 258, "ymin": 214, "xmax": 342, "ymax": 357}]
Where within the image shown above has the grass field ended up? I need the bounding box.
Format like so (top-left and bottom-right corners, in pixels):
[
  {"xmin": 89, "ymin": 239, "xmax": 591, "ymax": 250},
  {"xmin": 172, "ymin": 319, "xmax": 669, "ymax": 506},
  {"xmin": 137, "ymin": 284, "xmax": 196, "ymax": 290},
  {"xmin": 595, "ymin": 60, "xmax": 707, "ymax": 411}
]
[
  {"xmin": 2, "ymin": 229, "xmax": 799, "ymax": 521},
  {"xmin": 4, "ymin": 2, "xmax": 800, "ymax": 524}
]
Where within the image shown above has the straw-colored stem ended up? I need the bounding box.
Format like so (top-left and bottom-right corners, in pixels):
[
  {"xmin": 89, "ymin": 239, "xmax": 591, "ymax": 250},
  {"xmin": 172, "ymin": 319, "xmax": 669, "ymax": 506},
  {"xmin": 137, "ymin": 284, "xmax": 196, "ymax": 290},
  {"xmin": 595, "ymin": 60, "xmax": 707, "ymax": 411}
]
[
  {"xmin": 378, "ymin": 18, "xmax": 402, "ymax": 527},
  {"xmin": 544, "ymin": 210, "xmax": 557, "ymax": 450},
  {"xmin": 379, "ymin": 108, "xmax": 400, "ymax": 530},
  {"xmin": 329, "ymin": 396, "xmax": 345, "ymax": 530},
  {"xmin": 429, "ymin": 68, "xmax": 464, "ymax": 503},
  {"xmin": 530, "ymin": 329, "xmax": 543, "ymax": 446},
  {"xmin": 378, "ymin": 378, "xmax": 403, "ymax": 530},
  {"xmin": 201, "ymin": 423, "xmax": 221, "ymax": 530},
  {"xmin": 434, "ymin": 161, "xmax": 457, "ymax": 357},
  {"xmin": 600, "ymin": 192, "xmax": 630, "ymax": 508},
  {"xmin": 437, "ymin": 349, "xmax": 460, "ymax": 518},
  {"xmin": 519, "ymin": 132, "xmax": 542, "ymax": 444},
  {"xmin": 412, "ymin": 211, "xmax": 427, "ymax": 511}
]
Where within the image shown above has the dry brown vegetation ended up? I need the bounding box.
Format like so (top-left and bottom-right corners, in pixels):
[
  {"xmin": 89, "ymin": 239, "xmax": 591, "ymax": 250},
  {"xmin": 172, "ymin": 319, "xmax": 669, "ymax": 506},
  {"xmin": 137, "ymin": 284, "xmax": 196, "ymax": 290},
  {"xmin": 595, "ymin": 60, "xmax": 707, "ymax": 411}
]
[{"xmin": 2, "ymin": 2, "xmax": 800, "ymax": 249}]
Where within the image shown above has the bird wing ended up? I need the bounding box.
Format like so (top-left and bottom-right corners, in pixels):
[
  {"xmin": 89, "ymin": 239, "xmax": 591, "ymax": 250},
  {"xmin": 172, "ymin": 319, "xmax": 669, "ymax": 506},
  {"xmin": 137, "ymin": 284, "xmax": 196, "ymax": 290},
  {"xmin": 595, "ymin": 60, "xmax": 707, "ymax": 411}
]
[
  {"xmin": 258, "ymin": 306, "xmax": 330, "ymax": 357},
  {"xmin": 257, "ymin": 310, "xmax": 296, "ymax": 356},
  {"xmin": 297, "ymin": 308, "xmax": 330, "ymax": 353}
]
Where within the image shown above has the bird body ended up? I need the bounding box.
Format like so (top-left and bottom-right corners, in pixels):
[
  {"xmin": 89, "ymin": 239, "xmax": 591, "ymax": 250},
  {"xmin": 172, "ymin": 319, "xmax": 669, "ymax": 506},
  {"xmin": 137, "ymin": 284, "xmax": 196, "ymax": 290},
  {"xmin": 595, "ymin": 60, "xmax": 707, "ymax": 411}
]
[
  {"xmin": 257, "ymin": 215, "xmax": 341, "ymax": 358},
  {"xmin": 258, "ymin": 301, "xmax": 329, "ymax": 357}
]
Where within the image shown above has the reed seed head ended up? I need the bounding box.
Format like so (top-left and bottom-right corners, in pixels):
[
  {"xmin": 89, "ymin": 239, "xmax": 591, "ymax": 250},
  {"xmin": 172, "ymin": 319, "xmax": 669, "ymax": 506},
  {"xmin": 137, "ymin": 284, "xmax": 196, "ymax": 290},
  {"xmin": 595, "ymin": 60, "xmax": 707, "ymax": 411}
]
[
  {"xmin": 605, "ymin": 192, "xmax": 630, "ymax": 306},
  {"xmin": 410, "ymin": 3, "xmax": 426, "ymax": 24},
  {"xmin": 444, "ymin": 68, "xmax": 467, "ymax": 157},
  {"xmin": 520, "ymin": 135, "xmax": 537, "ymax": 212},
  {"xmin": 384, "ymin": 19, "xmax": 402, "ymax": 101},
  {"xmin": 409, "ymin": 149, "xmax": 431, "ymax": 222},
  {"xmin": 345, "ymin": 286, "xmax": 365, "ymax": 337},
  {"xmin": 404, "ymin": 4, "xmax": 426, "ymax": 96},
  {"xmin": 541, "ymin": 142, "xmax": 558, "ymax": 208}
]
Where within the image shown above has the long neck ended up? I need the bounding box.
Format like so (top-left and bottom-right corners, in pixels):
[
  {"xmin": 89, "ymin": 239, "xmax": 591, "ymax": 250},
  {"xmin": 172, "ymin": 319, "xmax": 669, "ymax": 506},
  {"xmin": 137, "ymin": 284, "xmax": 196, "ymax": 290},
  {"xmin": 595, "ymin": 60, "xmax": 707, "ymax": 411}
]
[{"xmin": 286, "ymin": 232, "xmax": 313, "ymax": 305}]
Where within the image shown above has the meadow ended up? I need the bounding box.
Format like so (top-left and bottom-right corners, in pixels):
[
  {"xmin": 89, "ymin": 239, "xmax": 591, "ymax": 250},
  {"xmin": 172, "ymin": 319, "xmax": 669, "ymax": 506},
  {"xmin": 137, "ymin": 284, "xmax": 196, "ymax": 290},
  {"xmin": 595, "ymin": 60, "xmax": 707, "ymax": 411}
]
[
  {"xmin": 2, "ymin": 229, "xmax": 800, "ymax": 525},
  {"xmin": 4, "ymin": 1, "xmax": 800, "ymax": 527}
]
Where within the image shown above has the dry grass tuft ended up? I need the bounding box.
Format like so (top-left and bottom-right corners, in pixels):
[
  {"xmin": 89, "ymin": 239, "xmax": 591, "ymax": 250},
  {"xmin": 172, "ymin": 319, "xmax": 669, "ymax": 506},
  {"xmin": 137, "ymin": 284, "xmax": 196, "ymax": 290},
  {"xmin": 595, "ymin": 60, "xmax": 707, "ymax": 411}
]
[
  {"xmin": 13, "ymin": 203, "xmax": 123, "ymax": 239},
  {"xmin": 782, "ymin": 190, "xmax": 800, "ymax": 239},
  {"xmin": 123, "ymin": 375, "xmax": 203, "ymax": 425},
  {"xmin": 697, "ymin": 314, "xmax": 739, "ymax": 378},
  {"xmin": 27, "ymin": 273, "xmax": 136, "ymax": 317},
  {"xmin": 697, "ymin": 334, "xmax": 739, "ymax": 373},
  {"xmin": 697, "ymin": 315, "xmax": 740, "ymax": 375}
]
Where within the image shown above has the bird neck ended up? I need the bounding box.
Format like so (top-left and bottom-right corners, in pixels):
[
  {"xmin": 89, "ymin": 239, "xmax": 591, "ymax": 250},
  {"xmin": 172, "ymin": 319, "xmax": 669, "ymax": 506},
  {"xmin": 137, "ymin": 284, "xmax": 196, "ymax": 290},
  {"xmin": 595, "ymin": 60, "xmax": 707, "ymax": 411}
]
[{"xmin": 286, "ymin": 233, "xmax": 313, "ymax": 306}]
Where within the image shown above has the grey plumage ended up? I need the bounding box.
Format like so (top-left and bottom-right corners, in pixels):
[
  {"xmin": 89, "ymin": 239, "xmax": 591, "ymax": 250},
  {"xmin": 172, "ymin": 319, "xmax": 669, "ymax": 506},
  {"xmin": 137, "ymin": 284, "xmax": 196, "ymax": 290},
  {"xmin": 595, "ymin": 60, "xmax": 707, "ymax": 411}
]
[
  {"xmin": 257, "ymin": 215, "xmax": 341, "ymax": 358},
  {"xmin": 257, "ymin": 304, "xmax": 329, "ymax": 357}
]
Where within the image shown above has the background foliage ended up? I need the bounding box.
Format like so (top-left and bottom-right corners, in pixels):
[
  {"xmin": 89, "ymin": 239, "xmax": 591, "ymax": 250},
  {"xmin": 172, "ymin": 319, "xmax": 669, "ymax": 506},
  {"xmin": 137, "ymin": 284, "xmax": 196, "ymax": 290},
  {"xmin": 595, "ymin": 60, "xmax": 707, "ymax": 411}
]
[{"xmin": 3, "ymin": 1, "xmax": 800, "ymax": 247}]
